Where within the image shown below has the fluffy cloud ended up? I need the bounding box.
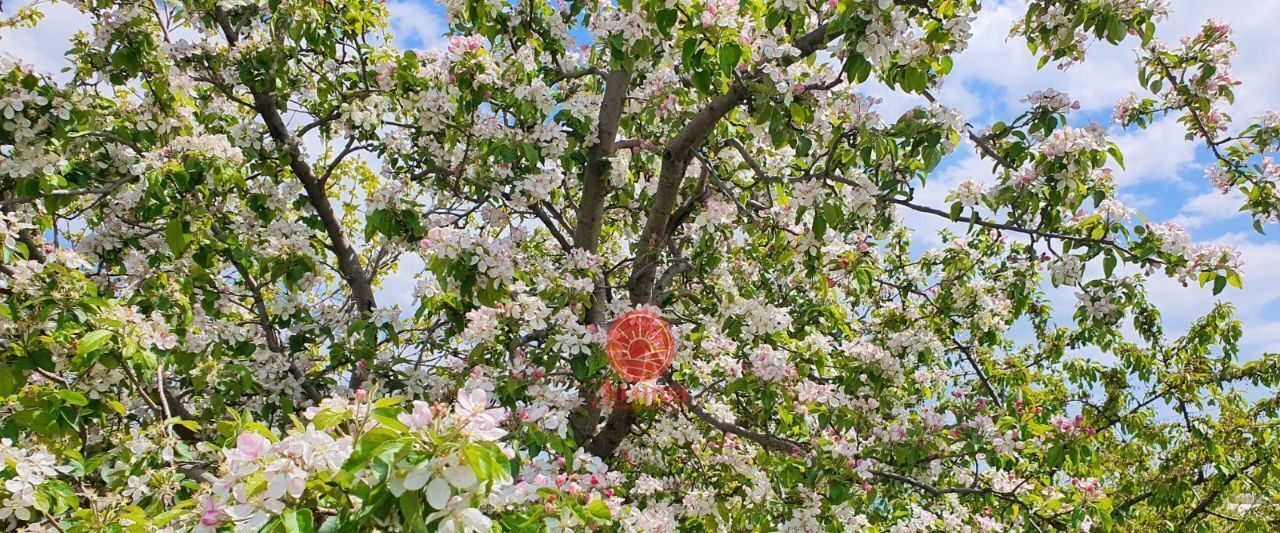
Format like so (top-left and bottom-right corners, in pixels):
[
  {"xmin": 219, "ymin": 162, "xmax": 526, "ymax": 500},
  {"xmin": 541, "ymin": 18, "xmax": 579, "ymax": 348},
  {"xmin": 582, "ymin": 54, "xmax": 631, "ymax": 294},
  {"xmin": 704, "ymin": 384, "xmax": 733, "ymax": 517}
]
[
  {"xmin": 1171, "ymin": 190, "xmax": 1248, "ymax": 229},
  {"xmin": 386, "ymin": 0, "xmax": 449, "ymax": 50},
  {"xmin": 0, "ymin": 1, "xmax": 91, "ymax": 78},
  {"xmin": 1108, "ymin": 117, "xmax": 1200, "ymax": 188}
]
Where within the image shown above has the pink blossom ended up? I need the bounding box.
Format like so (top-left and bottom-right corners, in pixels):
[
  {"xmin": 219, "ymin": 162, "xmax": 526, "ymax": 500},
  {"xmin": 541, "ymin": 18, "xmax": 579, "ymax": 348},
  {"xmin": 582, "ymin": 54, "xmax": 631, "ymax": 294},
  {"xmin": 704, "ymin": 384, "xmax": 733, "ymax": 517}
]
[
  {"xmin": 195, "ymin": 495, "xmax": 222, "ymax": 531},
  {"xmin": 398, "ymin": 400, "xmax": 435, "ymax": 430},
  {"xmin": 227, "ymin": 432, "xmax": 272, "ymax": 463}
]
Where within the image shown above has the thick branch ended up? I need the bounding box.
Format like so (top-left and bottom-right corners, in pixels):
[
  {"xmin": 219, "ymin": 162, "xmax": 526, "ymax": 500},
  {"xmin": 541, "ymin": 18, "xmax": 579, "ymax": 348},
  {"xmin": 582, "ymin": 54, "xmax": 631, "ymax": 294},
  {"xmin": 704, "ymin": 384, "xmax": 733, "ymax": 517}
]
[
  {"xmin": 686, "ymin": 401, "xmax": 806, "ymax": 452},
  {"xmin": 596, "ymin": 22, "xmax": 837, "ymax": 460},
  {"xmin": 568, "ymin": 68, "xmax": 632, "ymax": 444},
  {"xmin": 529, "ymin": 203, "xmax": 571, "ymax": 251},
  {"xmin": 214, "ymin": 9, "xmax": 378, "ymax": 388},
  {"xmin": 627, "ymin": 22, "xmax": 833, "ymax": 306},
  {"xmin": 572, "ymin": 68, "xmax": 631, "ymax": 323}
]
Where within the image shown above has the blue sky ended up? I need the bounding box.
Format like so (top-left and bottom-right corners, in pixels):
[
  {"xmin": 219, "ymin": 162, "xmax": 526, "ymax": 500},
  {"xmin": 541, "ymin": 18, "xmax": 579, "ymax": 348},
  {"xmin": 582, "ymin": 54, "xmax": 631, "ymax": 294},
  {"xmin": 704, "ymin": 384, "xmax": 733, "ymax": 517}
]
[{"xmin": 3, "ymin": 0, "xmax": 1278, "ymax": 360}]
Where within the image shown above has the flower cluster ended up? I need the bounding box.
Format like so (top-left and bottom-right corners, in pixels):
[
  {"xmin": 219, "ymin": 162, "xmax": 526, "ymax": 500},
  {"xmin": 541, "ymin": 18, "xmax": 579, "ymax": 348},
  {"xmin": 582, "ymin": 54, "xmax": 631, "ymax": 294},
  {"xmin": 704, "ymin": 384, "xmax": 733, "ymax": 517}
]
[
  {"xmin": 0, "ymin": 0, "xmax": 1273, "ymax": 531},
  {"xmin": 0, "ymin": 440, "xmax": 72, "ymax": 522},
  {"xmin": 948, "ymin": 178, "xmax": 987, "ymax": 208},
  {"xmin": 750, "ymin": 345, "xmax": 796, "ymax": 383},
  {"xmin": 1022, "ymin": 89, "xmax": 1079, "ymax": 114},
  {"xmin": 1049, "ymin": 255, "xmax": 1084, "ymax": 286},
  {"xmin": 204, "ymin": 429, "xmax": 353, "ymax": 530}
]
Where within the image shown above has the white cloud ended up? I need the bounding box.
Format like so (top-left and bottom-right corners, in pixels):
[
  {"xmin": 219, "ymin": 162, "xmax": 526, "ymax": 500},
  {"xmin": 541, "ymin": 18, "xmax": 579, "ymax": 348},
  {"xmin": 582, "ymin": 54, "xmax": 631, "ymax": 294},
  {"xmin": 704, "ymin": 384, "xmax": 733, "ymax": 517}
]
[
  {"xmin": 933, "ymin": 0, "xmax": 1280, "ymax": 121},
  {"xmin": 386, "ymin": 0, "xmax": 448, "ymax": 51},
  {"xmin": 1170, "ymin": 190, "xmax": 1247, "ymax": 229},
  {"xmin": 934, "ymin": 2, "xmax": 1140, "ymax": 116},
  {"xmin": 1118, "ymin": 192, "xmax": 1157, "ymax": 210},
  {"xmin": 1142, "ymin": 233, "xmax": 1280, "ymax": 356},
  {"xmin": 1108, "ymin": 117, "xmax": 1199, "ymax": 188},
  {"xmin": 0, "ymin": 1, "xmax": 91, "ymax": 79}
]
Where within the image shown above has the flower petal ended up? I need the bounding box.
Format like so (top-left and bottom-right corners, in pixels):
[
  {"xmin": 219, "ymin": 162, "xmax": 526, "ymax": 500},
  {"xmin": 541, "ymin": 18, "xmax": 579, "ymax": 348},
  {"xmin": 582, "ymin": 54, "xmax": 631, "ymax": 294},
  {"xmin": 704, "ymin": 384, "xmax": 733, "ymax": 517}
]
[
  {"xmin": 387, "ymin": 471, "xmax": 408, "ymax": 497},
  {"xmin": 444, "ymin": 464, "xmax": 478, "ymax": 490},
  {"xmin": 426, "ymin": 477, "xmax": 451, "ymax": 509},
  {"xmin": 404, "ymin": 468, "xmax": 432, "ymax": 491},
  {"xmin": 459, "ymin": 508, "xmax": 492, "ymax": 532}
]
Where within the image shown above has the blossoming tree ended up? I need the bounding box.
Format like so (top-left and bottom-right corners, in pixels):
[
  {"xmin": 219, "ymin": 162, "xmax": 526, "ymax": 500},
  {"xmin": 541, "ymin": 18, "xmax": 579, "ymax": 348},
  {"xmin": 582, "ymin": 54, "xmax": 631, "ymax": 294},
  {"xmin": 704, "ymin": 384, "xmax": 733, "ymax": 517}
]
[{"xmin": 1, "ymin": 0, "xmax": 1278, "ymax": 530}]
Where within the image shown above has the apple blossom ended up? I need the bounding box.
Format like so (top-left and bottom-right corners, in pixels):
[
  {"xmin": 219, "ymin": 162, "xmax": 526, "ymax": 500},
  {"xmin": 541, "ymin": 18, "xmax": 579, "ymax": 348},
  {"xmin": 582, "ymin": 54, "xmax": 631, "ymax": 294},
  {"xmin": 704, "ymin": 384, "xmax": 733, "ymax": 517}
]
[{"xmin": 0, "ymin": 0, "xmax": 1275, "ymax": 531}]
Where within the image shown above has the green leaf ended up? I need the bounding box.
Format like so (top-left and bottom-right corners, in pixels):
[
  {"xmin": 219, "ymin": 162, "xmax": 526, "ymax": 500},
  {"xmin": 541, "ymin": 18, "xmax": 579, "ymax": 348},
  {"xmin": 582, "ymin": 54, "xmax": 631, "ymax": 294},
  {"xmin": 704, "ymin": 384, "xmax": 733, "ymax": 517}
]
[
  {"xmin": 77, "ymin": 330, "xmax": 114, "ymax": 357},
  {"xmin": 655, "ymin": 10, "xmax": 677, "ymax": 35},
  {"xmin": 570, "ymin": 356, "xmax": 591, "ymax": 381},
  {"xmin": 168, "ymin": 418, "xmax": 200, "ymax": 432},
  {"xmin": 0, "ymin": 366, "xmax": 22, "ymax": 396},
  {"xmin": 106, "ymin": 399, "xmax": 128, "ymax": 415},
  {"xmin": 691, "ymin": 69, "xmax": 712, "ymax": 93},
  {"xmin": 482, "ymin": 442, "xmax": 513, "ymax": 485},
  {"xmin": 283, "ymin": 508, "xmax": 314, "ymax": 533},
  {"xmin": 521, "ymin": 142, "xmax": 540, "ymax": 164},
  {"xmin": 165, "ymin": 218, "xmax": 190, "ymax": 256},
  {"xmin": 311, "ymin": 409, "xmax": 349, "ymax": 430},
  {"xmin": 1107, "ymin": 146, "xmax": 1125, "ymax": 169},
  {"xmin": 1106, "ymin": 19, "xmax": 1127, "ymax": 43},
  {"xmin": 718, "ymin": 43, "xmax": 742, "ymax": 77},
  {"xmin": 585, "ymin": 498, "xmax": 612, "ymax": 521},
  {"xmin": 343, "ymin": 428, "xmax": 399, "ymax": 474},
  {"xmin": 399, "ymin": 493, "xmax": 429, "ymax": 533},
  {"xmin": 681, "ymin": 39, "xmax": 698, "ymax": 72},
  {"xmin": 57, "ymin": 390, "xmax": 88, "ymax": 406},
  {"xmin": 464, "ymin": 443, "xmax": 493, "ymax": 483}
]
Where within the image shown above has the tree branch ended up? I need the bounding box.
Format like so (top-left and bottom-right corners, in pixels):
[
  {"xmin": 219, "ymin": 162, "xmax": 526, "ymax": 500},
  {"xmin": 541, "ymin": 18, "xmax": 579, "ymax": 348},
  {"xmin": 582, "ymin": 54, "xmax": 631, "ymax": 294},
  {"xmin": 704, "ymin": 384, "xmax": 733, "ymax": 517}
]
[
  {"xmin": 887, "ymin": 197, "xmax": 1156, "ymax": 264},
  {"xmin": 686, "ymin": 401, "xmax": 806, "ymax": 453},
  {"xmin": 228, "ymin": 254, "xmax": 323, "ymax": 403},
  {"xmin": 214, "ymin": 8, "xmax": 378, "ymax": 388},
  {"xmin": 597, "ymin": 21, "xmax": 838, "ymax": 460},
  {"xmin": 568, "ymin": 68, "xmax": 632, "ymax": 445},
  {"xmin": 571, "ymin": 68, "xmax": 631, "ymax": 323}
]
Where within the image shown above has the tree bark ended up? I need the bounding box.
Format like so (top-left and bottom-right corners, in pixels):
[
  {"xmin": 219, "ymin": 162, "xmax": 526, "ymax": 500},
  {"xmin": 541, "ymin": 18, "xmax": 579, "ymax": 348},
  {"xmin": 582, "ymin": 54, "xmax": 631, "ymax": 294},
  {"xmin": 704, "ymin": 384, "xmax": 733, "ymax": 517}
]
[
  {"xmin": 572, "ymin": 69, "xmax": 632, "ymax": 324},
  {"xmin": 589, "ymin": 23, "xmax": 836, "ymax": 459},
  {"xmin": 567, "ymin": 68, "xmax": 631, "ymax": 444},
  {"xmin": 214, "ymin": 9, "xmax": 378, "ymax": 389}
]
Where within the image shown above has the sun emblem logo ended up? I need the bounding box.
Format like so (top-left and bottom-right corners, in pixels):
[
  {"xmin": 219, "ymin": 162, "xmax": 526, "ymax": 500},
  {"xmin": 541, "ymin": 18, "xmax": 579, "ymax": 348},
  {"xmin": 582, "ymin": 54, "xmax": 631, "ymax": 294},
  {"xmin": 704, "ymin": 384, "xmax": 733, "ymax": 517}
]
[{"xmin": 605, "ymin": 310, "xmax": 675, "ymax": 383}]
